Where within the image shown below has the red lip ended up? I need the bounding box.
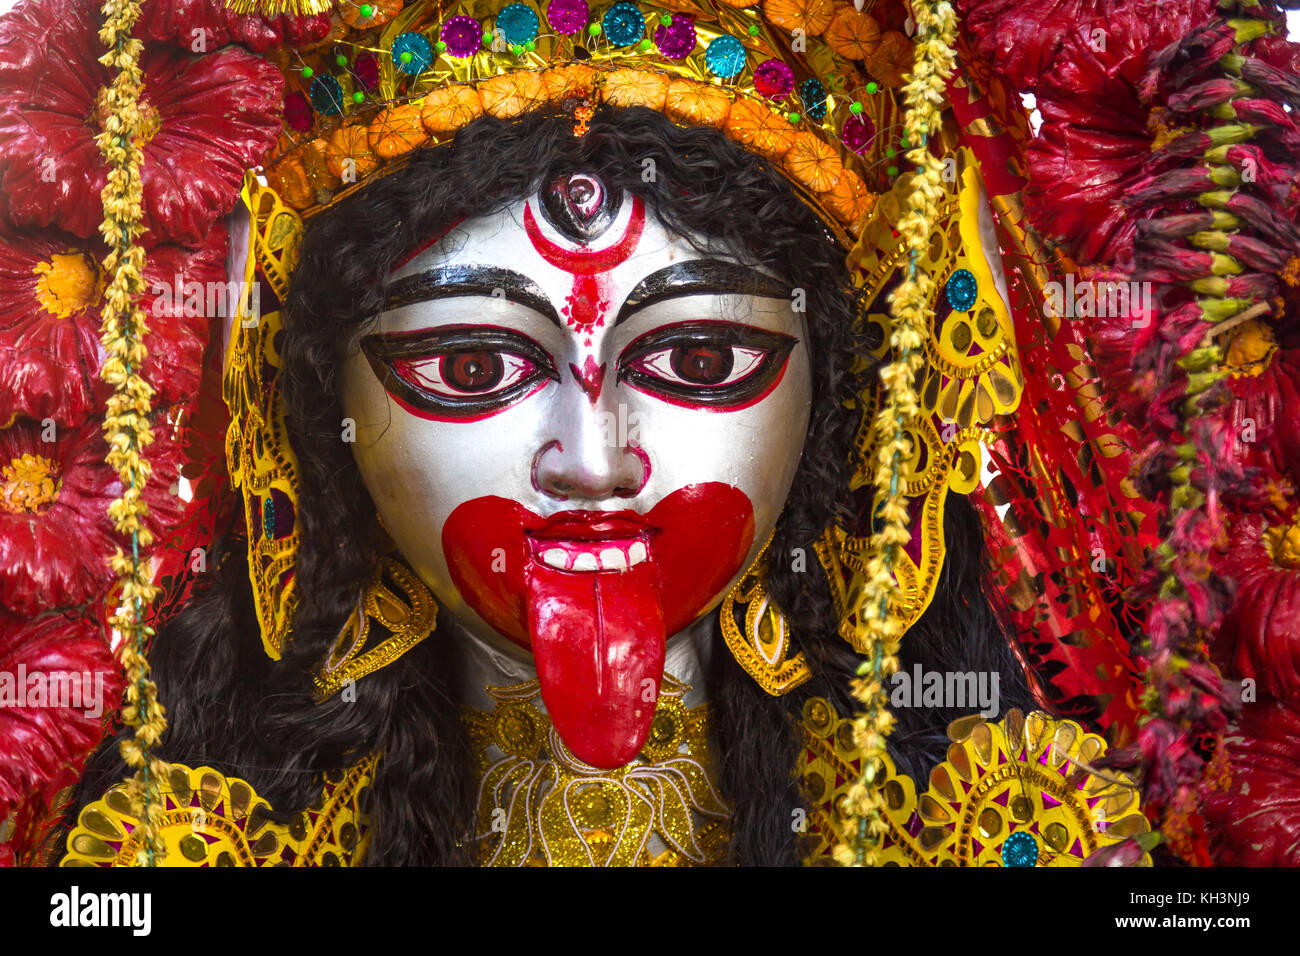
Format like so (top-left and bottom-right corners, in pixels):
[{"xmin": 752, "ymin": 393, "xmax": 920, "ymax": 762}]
[
  {"xmin": 442, "ymin": 485, "xmax": 754, "ymax": 767},
  {"xmin": 527, "ymin": 511, "xmax": 652, "ymax": 542}
]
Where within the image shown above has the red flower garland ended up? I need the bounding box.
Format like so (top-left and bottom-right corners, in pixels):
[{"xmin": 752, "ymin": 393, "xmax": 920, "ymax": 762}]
[
  {"xmin": 0, "ymin": 417, "xmax": 181, "ymax": 618},
  {"xmin": 0, "ymin": 222, "xmax": 228, "ymax": 426},
  {"xmin": 0, "ymin": 611, "xmax": 123, "ymax": 858},
  {"xmin": 0, "ymin": 0, "xmax": 283, "ymax": 247}
]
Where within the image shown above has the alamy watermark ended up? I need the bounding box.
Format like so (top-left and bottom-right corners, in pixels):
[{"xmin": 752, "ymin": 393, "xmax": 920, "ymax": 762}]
[
  {"xmin": 1043, "ymin": 274, "xmax": 1154, "ymax": 327},
  {"xmin": 889, "ymin": 664, "xmax": 1000, "ymax": 718},
  {"xmin": 150, "ymin": 275, "xmax": 261, "ymax": 327},
  {"xmin": 0, "ymin": 665, "xmax": 106, "ymax": 719}
]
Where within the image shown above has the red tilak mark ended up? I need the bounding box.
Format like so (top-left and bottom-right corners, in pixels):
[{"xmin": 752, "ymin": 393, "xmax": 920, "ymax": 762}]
[
  {"xmin": 570, "ymin": 356, "xmax": 605, "ymax": 404},
  {"xmin": 523, "ymin": 198, "xmax": 646, "ymax": 331}
]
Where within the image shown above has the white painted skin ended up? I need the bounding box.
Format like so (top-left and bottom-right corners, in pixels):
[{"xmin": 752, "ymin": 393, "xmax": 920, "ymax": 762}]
[{"xmin": 340, "ymin": 186, "xmax": 813, "ymax": 656}]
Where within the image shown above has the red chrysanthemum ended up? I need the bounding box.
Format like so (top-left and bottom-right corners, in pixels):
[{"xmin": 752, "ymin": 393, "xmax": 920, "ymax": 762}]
[
  {"xmin": 0, "ymin": 417, "xmax": 182, "ymax": 617},
  {"xmin": 134, "ymin": 0, "xmax": 331, "ymax": 54},
  {"xmin": 1212, "ymin": 514, "xmax": 1300, "ymax": 701},
  {"xmin": 0, "ymin": 0, "xmax": 282, "ymax": 246},
  {"xmin": 1221, "ymin": 333, "xmax": 1300, "ymax": 482},
  {"xmin": 0, "ymin": 611, "xmax": 122, "ymax": 861},
  {"xmin": 0, "ymin": 221, "xmax": 227, "ymax": 426},
  {"xmin": 1204, "ymin": 696, "xmax": 1300, "ymax": 865}
]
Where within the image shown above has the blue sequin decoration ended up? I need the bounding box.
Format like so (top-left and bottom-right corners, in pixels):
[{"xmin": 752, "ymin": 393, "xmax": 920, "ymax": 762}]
[
  {"xmin": 392, "ymin": 32, "xmax": 434, "ymax": 75},
  {"xmin": 262, "ymin": 497, "xmax": 275, "ymax": 540},
  {"xmin": 603, "ymin": 2, "xmax": 644, "ymax": 47},
  {"xmin": 945, "ymin": 268, "xmax": 978, "ymax": 311},
  {"xmin": 309, "ymin": 74, "xmax": 344, "ymax": 115},
  {"xmin": 1001, "ymin": 832, "xmax": 1038, "ymax": 867},
  {"xmin": 704, "ymin": 35, "xmax": 745, "ymax": 78},
  {"xmin": 497, "ymin": 3, "xmax": 540, "ymax": 44},
  {"xmin": 799, "ymin": 78, "xmax": 827, "ymax": 120}
]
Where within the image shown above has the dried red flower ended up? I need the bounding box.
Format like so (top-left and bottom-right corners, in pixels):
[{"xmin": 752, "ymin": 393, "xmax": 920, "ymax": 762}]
[
  {"xmin": 1204, "ymin": 696, "xmax": 1300, "ymax": 865},
  {"xmin": 1213, "ymin": 514, "xmax": 1300, "ymax": 701}
]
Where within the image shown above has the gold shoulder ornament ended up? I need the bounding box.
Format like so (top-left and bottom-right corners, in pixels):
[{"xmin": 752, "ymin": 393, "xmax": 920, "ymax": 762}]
[
  {"xmin": 60, "ymin": 758, "xmax": 377, "ymax": 867},
  {"xmin": 799, "ymin": 699, "xmax": 1150, "ymax": 867}
]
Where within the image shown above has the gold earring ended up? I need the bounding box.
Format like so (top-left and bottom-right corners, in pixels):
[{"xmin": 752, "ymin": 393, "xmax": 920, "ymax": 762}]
[
  {"xmin": 314, "ymin": 557, "xmax": 438, "ymax": 701},
  {"xmin": 720, "ymin": 536, "xmax": 812, "ymax": 696}
]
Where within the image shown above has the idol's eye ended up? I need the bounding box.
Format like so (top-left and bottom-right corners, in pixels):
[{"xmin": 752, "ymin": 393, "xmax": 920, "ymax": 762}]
[
  {"xmin": 619, "ymin": 322, "xmax": 797, "ymax": 409},
  {"xmin": 361, "ymin": 325, "xmax": 558, "ymax": 419},
  {"xmin": 394, "ymin": 351, "xmax": 532, "ymax": 396}
]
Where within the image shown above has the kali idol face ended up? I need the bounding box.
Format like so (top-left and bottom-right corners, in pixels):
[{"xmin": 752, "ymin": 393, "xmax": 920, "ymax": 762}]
[{"xmin": 340, "ymin": 171, "xmax": 812, "ymax": 768}]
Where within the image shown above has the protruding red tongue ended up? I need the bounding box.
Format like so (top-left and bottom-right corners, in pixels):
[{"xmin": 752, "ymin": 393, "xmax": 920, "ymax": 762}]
[{"xmin": 526, "ymin": 557, "xmax": 665, "ymax": 768}]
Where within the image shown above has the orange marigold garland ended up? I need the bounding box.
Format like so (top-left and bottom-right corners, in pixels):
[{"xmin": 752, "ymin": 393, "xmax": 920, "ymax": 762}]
[
  {"xmin": 96, "ymin": 0, "xmax": 168, "ymax": 865},
  {"xmin": 834, "ymin": 0, "xmax": 957, "ymax": 867}
]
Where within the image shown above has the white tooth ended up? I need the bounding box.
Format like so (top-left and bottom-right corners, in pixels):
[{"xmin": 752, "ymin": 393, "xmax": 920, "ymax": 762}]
[
  {"xmin": 542, "ymin": 548, "xmax": 569, "ymax": 570},
  {"xmin": 599, "ymin": 548, "xmax": 627, "ymax": 570},
  {"xmin": 572, "ymin": 552, "xmax": 599, "ymax": 572},
  {"xmin": 628, "ymin": 541, "xmax": 648, "ymax": 566}
]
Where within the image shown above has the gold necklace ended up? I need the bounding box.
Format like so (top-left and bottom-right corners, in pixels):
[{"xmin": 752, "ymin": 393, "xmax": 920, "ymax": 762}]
[{"xmin": 461, "ymin": 675, "xmax": 729, "ymax": 867}]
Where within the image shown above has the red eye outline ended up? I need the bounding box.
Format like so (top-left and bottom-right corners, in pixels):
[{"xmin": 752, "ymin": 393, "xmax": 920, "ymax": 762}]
[
  {"xmin": 361, "ymin": 325, "xmax": 559, "ymax": 421},
  {"xmin": 617, "ymin": 321, "xmax": 797, "ymax": 410}
]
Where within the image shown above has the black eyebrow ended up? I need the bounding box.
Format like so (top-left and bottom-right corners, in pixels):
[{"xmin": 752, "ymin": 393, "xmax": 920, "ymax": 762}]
[
  {"xmin": 383, "ymin": 264, "xmax": 560, "ymax": 326},
  {"xmin": 615, "ymin": 260, "xmax": 791, "ymax": 326}
]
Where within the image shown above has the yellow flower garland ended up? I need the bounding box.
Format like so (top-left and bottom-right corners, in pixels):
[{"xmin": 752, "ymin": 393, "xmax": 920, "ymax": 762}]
[
  {"xmin": 833, "ymin": 0, "xmax": 958, "ymax": 867},
  {"xmin": 96, "ymin": 0, "xmax": 169, "ymax": 865}
]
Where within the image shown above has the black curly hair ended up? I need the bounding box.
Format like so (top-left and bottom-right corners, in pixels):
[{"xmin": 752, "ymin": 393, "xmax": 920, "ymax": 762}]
[{"xmin": 70, "ymin": 105, "xmax": 1035, "ymax": 866}]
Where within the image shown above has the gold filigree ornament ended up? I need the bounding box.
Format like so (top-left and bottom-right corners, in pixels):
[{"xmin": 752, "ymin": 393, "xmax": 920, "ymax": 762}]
[
  {"xmin": 462, "ymin": 676, "xmax": 729, "ymax": 866},
  {"xmin": 819, "ymin": 146, "xmax": 1025, "ymax": 652},
  {"xmin": 799, "ymin": 699, "xmax": 1149, "ymax": 867},
  {"xmin": 719, "ymin": 534, "xmax": 811, "ymax": 695},
  {"xmin": 224, "ymin": 174, "xmax": 308, "ymax": 662},
  {"xmin": 61, "ymin": 758, "xmax": 377, "ymax": 867},
  {"xmin": 315, "ymin": 555, "xmax": 439, "ymax": 699}
]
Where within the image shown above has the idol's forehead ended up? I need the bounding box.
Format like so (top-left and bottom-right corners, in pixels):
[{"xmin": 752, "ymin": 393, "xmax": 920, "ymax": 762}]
[{"xmin": 391, "ymin": 188, "xmax": 734, "ymax": 318}]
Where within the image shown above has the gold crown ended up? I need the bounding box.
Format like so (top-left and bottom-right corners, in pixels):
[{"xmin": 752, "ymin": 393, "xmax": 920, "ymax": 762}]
[{"xmin": 257, "ymin": 0, "xmax": 916, "ymax": 242}]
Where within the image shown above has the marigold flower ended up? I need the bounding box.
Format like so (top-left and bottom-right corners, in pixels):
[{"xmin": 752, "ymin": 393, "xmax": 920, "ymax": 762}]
[
  {"xmin": 544, "ymin": 63, "xmax": 600, "ymax": 103},
  {"xmin": 865, "ymin": 30, "xmax": 911, "ymax": 88},
  {"xmin": 763, "ymin": 0, "xmax": 834, "ymax": 37},
  {"xmin": 421, "ymin": 84, "xmax": 485, "ymax": 135},
  {"xmin": 480, "ymin": 71, "xmax": 548, "ymax": 119},
  {"xmin": 784, "ymin": 131, "xmax": 843, "ymax": 193},
  {"xmin": 824, "ymin": 5, "xmax": 881, "ymax": 61},
  {"xmin": 602, "ymin": 69, "xmax": 670, "ymax": 111},
  {"xmin": 368, "ymin": 100, "xmax": 430, "ymax": 161},
  {"xmin": 724, "ymin": 97, "xmax": 797, "ymax": 160},
  {"xmin": 665, "ymin": 79, "xmax": 731, "ymax": 129},
  {"xmin": 325, "ymin": 124, "xmax": 380, "ymax": 181}
]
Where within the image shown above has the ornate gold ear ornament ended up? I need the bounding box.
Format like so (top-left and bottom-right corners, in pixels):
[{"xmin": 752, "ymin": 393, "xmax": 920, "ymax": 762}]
[
  {"xmin": 719, "ymin": 536, "xmax": 812, "ymax": 696},
  {"xmin": 226, "ymin": 174, "xmax": 437, "ymax": 696},
  {"xmin": 314, "ymin": 556, "xmax": 438, "ymax": 701},
  {"xmin": 819, "ymin": 147, "xmax": 1025, "ymax": 654},
  {"xmin": 224, "ymin": 174, "xmax": 308, "ymax": 662}
]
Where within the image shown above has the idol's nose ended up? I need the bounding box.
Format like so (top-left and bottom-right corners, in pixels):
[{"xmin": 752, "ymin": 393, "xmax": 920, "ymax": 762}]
[{"xmin": 532, "ymin": 369, "xmax": 648, "ymax": 502}]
